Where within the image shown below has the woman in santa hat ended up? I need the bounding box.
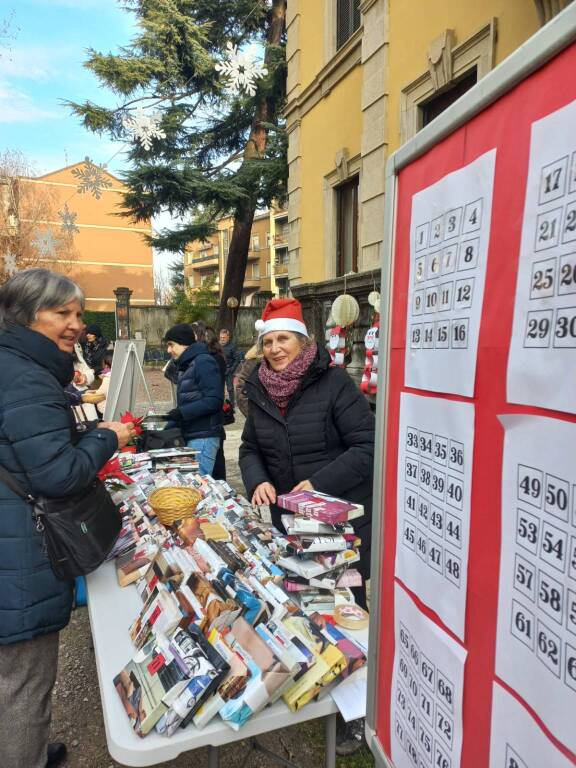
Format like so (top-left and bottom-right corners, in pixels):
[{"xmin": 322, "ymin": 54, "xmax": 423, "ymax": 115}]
[{"xmin": 239, "ymin": 297, "xmax": 375, "ymax": 607}]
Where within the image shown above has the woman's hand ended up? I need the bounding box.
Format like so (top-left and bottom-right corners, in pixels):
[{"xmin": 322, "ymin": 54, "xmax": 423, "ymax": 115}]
[
  {"xmin": 98, "ymin": 421, "xmax": 135, "ymax": 449},
  {"xmin": 292, "ymin": 479, "xmax": 314, "ymax": 492},
  {"xmin": 252, "ymin": 482, "xmax": 277, "ymax": 506}
]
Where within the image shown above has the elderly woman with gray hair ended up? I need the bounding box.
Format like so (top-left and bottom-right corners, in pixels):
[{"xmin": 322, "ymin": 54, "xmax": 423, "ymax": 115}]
[{"xmin": 0, "ymin": 269, "xmax": 134, "ymax": 768}]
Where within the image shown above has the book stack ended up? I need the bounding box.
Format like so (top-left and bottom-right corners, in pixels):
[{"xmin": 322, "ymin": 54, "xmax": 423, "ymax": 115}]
[
  {"xmin": 108, "ymin": 471, "xmax": 368, "ymax": 738},
  {"xmin": 276, "ymin": 491, "xmax": 363, "ymax": 613}
]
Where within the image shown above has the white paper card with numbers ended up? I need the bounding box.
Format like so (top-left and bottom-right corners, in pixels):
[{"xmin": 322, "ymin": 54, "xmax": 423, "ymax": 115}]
[
  {"xmin": 391, "ymin": 583, "xmax": 467, "ymax": 768},
  {"xmin": 395, "ymin": 392, "xmax": 474, "ymax": 640},
  {"xmin": 489, "ymin": 682, "xmax": 574, "ymax": 768},
  {"xmin": 507, "ymin": 99, "xmax": 576, "ymax": 414},
  {"xmin": 405, "ymin": 149, "xmax": 496, "ymax": 396},
  {"xmin": 496, "ymin": 414, "xmax": 576, "ymax": 754}
]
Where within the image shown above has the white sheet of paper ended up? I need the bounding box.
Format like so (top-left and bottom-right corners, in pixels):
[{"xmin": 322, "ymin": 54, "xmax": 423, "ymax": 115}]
[
  {"xmin": 395, "ymin": 393, "xmax": 474, "ymax": 640},
  {"xmin": 405, "ymin": 149, "xmax": 496, "ymax": 396},
  {"xmin": 390, "ymin": 584, "xmax": 467, "ymax": 768},
  {"xmin": 507, "ymin": 99, "xmax": 576, "ymax": 415},
  {"xmin": 496, "ymin": 414, "xmax": 576, "ymax": 754},
  {"xmin": 330, "ymin": 667, "xmax": 367, "ymax": 722},
  {"xmin": 489, "ymin": 682, "xmax": 574, "ymax": 768}
]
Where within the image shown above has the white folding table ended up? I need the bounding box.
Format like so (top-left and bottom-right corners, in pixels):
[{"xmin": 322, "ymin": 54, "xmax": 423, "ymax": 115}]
[{"xmin": 87, "ymin": 563, "xmax": 367, "ymax": 768}]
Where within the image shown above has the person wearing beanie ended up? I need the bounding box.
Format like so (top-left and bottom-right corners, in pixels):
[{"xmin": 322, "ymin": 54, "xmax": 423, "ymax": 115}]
[
  {"xmin": 163, "ymin": 323, "xmax": 224, "ymax": 475},
  {"xmin": 81, "ymin": 323, "xmax": 109, "ymax": 377}
]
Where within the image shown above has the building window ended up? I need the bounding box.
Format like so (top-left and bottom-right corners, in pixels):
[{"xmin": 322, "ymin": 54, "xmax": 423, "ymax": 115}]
[
  {"xmin": 400, "ymin": 21, "xmax": 496, "ymax": 144},
  {"xmin": 336, "ymin": 0, "xmax": 361, "ymax": 50},
  {"xmin": 420, "ymin": 68, "xmax": 477, "ymax": 127},
  {"xmin": 252, "ymin": 234, "xmax": 260, "ymax": 250},
  {"xmin": 252, "ymin": 261, "xmax": 260, "ymax": 279},
  {"xmin": 266, "ymin": 261, "xmax": 271, "ymax": 277},
  {"xmin": 222, "ymin": 229, "xmax": 229, "ymax": 257},
  {"xmin": 336, "ymin": 176, "xmax": 359, "ymax": 276}
]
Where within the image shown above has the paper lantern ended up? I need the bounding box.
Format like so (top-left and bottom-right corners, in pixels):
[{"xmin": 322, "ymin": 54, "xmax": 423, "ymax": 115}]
[
  {"xmin": 368, "ymin": 290, "xmax": 381, "ymax": 309},
  {"xmin": 331, "ymin": 294, "xmax": 359, "ymax": 327},
  {"xmin": 226, "ymin": 296, "xmax": 239, "ymax": 308}
]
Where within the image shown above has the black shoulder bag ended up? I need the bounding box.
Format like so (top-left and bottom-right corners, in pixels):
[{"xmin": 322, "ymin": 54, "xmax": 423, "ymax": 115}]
[{"xmin": 0, "ymin": 466, "xmax": 121, "ymax": 581}]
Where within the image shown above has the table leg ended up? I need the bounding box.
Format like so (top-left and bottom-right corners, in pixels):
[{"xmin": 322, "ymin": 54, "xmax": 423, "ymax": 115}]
[
  {"xmin": 208, "ymin": 744, "xmax": 220, "ymax": 768},
  {"xmin": 325, "ymin": 713, "xmax": 337, "ymax": 768}
]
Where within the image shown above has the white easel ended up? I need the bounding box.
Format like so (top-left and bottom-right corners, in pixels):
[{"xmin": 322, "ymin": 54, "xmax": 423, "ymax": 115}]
[{"xmin": 104, "ymin": 340, "xmax": 155, "ymax": 422}]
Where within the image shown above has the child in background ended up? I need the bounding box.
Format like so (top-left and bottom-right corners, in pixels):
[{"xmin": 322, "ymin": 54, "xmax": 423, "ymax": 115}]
[{"xmin": 95, "ymin": 352, "xmax": 114, "ymax": 416}]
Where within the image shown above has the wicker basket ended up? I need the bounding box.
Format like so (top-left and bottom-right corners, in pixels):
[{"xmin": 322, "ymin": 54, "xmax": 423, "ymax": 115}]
[{"xmin": 148, "ymin": 486, "xmax": 202, "ymax": 527}]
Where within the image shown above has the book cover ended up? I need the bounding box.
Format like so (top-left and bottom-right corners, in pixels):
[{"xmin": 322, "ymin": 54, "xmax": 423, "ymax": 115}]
[
  {"xmin": 281, "ymin": 514, "xmax": 354, "ymax": 537},
  {"xmin": 219, "ymin": 617, "xmax": 291, "ymax": 731},
  {"xmin": 277, "ymin": 491, "xmax": 363, "ymax": 524},
  {"xmin": 156, "ymin": 625, "xmax": 229, "ymax": 735},
  {"xmin": 285, "ymin": 534, "xmax": 348, "ymax": 556},
  {"xmin": 192, "ymin": 630, "xmax": 250, "ymax": 729},
  {"xmin": 113, "ymin": 640, "xmax": 177, "ymax": 737}
]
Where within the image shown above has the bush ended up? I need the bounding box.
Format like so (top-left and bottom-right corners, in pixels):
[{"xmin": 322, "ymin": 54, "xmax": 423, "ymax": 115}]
[{"xmin": 83, "ymin": 310, "xmax": 116, "ymax": 341}]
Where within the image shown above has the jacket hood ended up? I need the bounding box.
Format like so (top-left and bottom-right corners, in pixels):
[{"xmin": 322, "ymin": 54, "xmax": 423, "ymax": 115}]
[
  {"xmin": 176, "ymin": 341, "xmax": 210, "ymax": 370},
  {"xmin": 0, "ymin": 324, "xmax": 74, "ymax": 386}
]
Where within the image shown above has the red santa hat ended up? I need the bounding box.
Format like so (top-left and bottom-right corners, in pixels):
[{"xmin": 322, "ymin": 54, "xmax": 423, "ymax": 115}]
[{"xmin": 255, "ymin": 298, "xmax": 309, "ymax": 338}]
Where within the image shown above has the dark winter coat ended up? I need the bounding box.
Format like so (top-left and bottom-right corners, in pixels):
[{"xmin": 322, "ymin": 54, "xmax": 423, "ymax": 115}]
[
  {"xmin": 239, "ymin": 346, "xmax": 375, "ymax": 575},
  {"xmin": 0, "ymin": 325, "xmax": 118, "ymax": 645},
  {"xmin": 222, "ymin": 341, "xmax": 242, "ymax": 378},
  {"xmin": 82, "ymin": 335, "xmax": 108, "ymax": 375},
  {"xmin": 173, "ymin": 342, "xmax": 224, "ymax": 441}
]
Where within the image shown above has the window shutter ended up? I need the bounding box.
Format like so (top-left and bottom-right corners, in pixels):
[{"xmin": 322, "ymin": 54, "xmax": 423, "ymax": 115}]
[{"xmin": 336, "ymin": 0, "xmax": 361, "ymax": 50}]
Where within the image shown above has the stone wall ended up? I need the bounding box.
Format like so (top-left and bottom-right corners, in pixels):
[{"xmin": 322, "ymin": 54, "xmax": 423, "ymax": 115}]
[{"xmin": 129, "ymin": 305, "xmax": 261, "ymax": 352}]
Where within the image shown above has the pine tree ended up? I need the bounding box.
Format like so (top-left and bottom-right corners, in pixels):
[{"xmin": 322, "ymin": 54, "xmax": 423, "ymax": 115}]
[{"xmin": 69, "ymin": 0, "xmax": 287, "ymax": 330}]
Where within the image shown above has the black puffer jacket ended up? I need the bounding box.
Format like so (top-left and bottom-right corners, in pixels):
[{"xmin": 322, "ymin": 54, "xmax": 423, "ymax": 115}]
[{"xmin": 239, "ymin": 346, "xmax": 375, "ymax": 572}]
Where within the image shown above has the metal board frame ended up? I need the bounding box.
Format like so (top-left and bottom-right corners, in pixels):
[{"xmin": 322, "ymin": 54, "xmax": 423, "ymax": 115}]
[{"xmin": 365, "ymin": 6, "xmax": 576, "ymax": 768}]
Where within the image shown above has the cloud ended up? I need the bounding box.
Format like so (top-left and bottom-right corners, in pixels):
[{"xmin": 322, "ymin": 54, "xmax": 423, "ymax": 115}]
[
  {"xmin": 0, "ymin": 79, "xmax": 59, "ymax": 123},
  {"xmin": 0, "ymin": 43, "xmax": 80, "ymax": 81}
]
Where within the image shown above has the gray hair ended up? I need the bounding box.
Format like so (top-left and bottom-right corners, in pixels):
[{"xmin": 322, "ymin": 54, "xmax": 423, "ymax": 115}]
[
  {"xmin": 257, "ymin": 330, "xmax": 312, "ymax": 353},
  {"xmin": 0, "ymin": 269, "xmax": 85, "ymax": 330}
]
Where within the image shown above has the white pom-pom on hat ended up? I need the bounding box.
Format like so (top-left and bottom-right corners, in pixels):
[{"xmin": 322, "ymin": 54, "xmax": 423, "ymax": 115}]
[{"xmin": 255, "ymin": 319, "xmax": 265, "ymax": 331}]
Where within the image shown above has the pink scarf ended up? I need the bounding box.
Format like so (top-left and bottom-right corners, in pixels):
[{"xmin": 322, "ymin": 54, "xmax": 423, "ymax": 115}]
[{"xmin": 258, "ymin": 341, "xmax": 318, "ymax": 411}]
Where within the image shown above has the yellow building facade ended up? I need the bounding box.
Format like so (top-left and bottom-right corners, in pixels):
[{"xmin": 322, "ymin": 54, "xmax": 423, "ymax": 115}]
[
  {"xmin": 184, "ymin": 208, "xmax": 289, "ymax": 305},
  {"xmin": 286, "ymin": 0, "xmax": 569, "ymax": 290},
  {"xmin": 21, "ymin": 162, "xmax": 155, "ymax": 311}
]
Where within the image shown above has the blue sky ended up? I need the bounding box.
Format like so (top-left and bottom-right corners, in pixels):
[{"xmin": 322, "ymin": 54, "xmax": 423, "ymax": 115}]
[{"xmin": 0, "ymin": 0, "xmax": 136, "ymax": 175}]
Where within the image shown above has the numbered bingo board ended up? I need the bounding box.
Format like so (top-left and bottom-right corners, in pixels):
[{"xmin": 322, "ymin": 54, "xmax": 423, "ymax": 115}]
[
  {"xmin": 396, "ymin": 394, "xmax": 474, "ymax": 640},
  {"xmin": 508, "ymin": 99, "xmax": 576, "ymax": 415},
  {"xmin": 368, "ymin": 13, "xmax": 576, "ymax": 768},
  {"xmin": 406, "ymin": 150, "xmax": 495, "ymax": 398},
  {"xmin": 390, "ymin": 585, "xmax": 466, "ymax": 768},
  {"xmin": 496, "ymin": 415, "xmax": 576, "ymax": 754}
]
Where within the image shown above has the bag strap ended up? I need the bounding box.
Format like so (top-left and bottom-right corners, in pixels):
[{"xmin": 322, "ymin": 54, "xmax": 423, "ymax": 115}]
[{"xmin": 0, "ymin": 464, "xmax": 36, "ymax": 503}]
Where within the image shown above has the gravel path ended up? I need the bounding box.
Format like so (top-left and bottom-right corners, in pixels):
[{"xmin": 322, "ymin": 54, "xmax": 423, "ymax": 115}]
[{"xmin": 48, "ymin": 369, "xmax": 374, "ymax": 768}]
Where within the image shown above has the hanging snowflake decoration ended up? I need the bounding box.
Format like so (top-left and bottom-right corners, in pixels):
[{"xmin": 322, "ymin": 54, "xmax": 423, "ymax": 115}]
[
  {"xmin": 215, "ymin": 42, "xmax": 268, "ymax": 96},
  {"xmin": 3, "ymin": 251, "xmax": 17, "ymax": 277},
  {"xmin": 122, "ymin": 106, "xmax": 166, "ymax": 151},
  {"xmin": 58, "ymin": 203, "xmax": 79, "ymax": 235},
  {"xmin": 72, "ymin": 157, "xmax": 112, "ymax": 199},
  {"xmin": 32, "ymin": 228, "xmax": 58, "ymax": 259}
]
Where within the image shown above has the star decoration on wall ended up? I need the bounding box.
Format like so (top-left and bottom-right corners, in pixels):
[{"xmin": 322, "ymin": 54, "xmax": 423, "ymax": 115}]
[
  {"xmin": 122, "ymin": 106, "xmax": 166, "ymax": 151},
  {"xmin": 215, "ymin": 42, "xmax": 268, "ymax": 96},
  {"xmin": 72, "ymin": 157, "xmax": 112, "ymax": 199},
  {"xmin": 3, "ymin": 251, "xmax": 17, "ymax": 277},
  {"xmin": 58, "ymin": 203, "xmax": 79, "ymax": 235},
  {"xmin": 32, "ymin": 228, "xmax": 58, "ymax": 259}
]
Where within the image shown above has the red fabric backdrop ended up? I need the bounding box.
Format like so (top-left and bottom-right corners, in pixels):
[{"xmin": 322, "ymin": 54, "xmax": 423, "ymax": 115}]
[{"xmin": 374, "ymin": 43, "xmax": 576, "ymax": 767}]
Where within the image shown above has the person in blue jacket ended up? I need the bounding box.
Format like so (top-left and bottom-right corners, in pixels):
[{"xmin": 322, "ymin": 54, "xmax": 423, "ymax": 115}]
[
  {"xmin": 163, "ymin": 323, "xmax": 224, "ymax": 475},
  {"xmin": 0, "ymin": 269, "xmax": 134, "ymax": 768}
]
